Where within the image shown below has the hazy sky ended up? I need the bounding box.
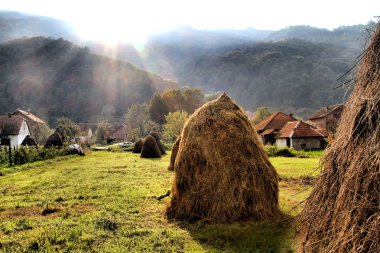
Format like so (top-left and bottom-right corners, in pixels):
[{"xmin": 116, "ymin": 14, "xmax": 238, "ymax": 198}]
[{"xmin": 0, "ymin": 0, "xmax": 378, "ymax": 43}]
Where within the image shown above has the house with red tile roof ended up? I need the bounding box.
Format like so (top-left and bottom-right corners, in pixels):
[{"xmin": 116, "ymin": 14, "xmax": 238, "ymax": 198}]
[
  {"xmin": 308, "ymin": 104, "xmax": 343, "ymax": 133},
  {"xmin": 254, "ymin": 112, "xmax": 297, "ymax": 145},
  {"xmin": 276, "ymin": 121, "xmax": 327, "ymax": 150},
  {"xmin": 0, "ymin": 114, "xmax": 31, "ymax": 148}
]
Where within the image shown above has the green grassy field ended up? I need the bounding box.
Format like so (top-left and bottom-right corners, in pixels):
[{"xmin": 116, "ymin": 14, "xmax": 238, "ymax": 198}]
[{"xmin": 0, "ymin": 151, "xmax": 320, "ymax": 252}]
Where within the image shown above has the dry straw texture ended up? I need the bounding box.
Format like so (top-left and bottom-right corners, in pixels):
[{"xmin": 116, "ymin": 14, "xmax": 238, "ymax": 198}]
[
  {"xmin": 149, "ymin": 131, "xmax": 166, "ymax": 155},
  {"xmin": 44, "ymin": 133, "xmax": 63, "ymax": 148},
  {"xmin": 21, "ymin": 135, "xmax": 37, "ymax": 146},
  {"xmin": 168, "ymin": 136, "xmax": 181, "ymax": 171},
  {"xmin": 140, "ymin": 135, "xmax": 162, "ymax": 158},
  {"xmin": 297, "ymin": 23, "xmax": 380, "ymax": 253},
  {"xmin": 167, "ymin": 93, "xmax": 279, "ymax": 223},
  {"xmin": 132, "ymin": 139, "xmax": 143, "ymax": 153}
]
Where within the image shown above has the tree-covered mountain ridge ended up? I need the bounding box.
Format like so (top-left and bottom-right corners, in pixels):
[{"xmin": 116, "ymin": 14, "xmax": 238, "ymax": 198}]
[{"xmin": 0, "ymin": 37, "xmax": 178, "ymax": 125}]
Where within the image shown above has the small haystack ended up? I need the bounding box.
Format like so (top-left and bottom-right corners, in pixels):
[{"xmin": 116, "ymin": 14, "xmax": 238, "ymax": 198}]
[
  {"xmin": 168, "ymin": 136, "xmax": 181, "ymax": 171},
  {"xmin": 140, "ymin": 135, "xmax": 162, "ymax": 158},
  {"xmin": 44, "ymin": 133, "xmax": 63, "ymax": 148},
  {"xmin": 132, "ymin": 139, "xmax": 143, "ymax": 153},
  {"xmin": 167, "ymin": 93, "xmax": 279, "ymax": 223},
  {"xmin": 297, "ymin": 24, "xmax": 380, "ymax": 253},
  {"xmin": 21, "ymin": 135, "xmax": 37, "ymax": 146},
  {"xmin": 149, "ymin": 131, "xmax": 166, "ymax": 155}
]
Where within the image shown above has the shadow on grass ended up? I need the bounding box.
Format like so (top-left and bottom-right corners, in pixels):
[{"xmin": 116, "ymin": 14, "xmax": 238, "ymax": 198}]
[{"xmin": 175, "ymin": 214, "xmax": 294, "ymax": 253}]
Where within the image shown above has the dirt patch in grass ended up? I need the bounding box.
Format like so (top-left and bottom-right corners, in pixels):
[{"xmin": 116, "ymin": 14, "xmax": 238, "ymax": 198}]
[
  {"xmin": 279, "ymin": 176, "xmax": 315, "ymax": 186},
  {"xmin": 0, "ymin": 204, "xmax": 97, "ymax": 219}
]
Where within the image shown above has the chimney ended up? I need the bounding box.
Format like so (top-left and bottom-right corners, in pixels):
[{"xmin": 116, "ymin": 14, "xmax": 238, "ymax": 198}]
[
  {"xmin": 290, "ymin": 113, "xmax": 293, "ymax": 118},
  {"xmin": 7, "ymin": 113, "xmax": 11, "ymax": 118}
]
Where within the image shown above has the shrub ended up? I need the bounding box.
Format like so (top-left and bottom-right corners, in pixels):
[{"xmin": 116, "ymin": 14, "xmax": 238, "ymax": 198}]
[{"xmin": 264, "ymin": 146, "xmax": 296, "ymax": 157}]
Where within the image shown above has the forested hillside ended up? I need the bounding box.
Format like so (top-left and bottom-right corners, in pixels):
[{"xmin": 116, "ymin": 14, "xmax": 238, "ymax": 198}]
[
  {"xmin": 168, "ymin": 39, "xmax": 357, "ymax": 116},
  {"xmin": 0, "ymin": 37, "xmax": 178, "ymax": 125},
  {"xmin": 0, "ymin": 11, "xmax": 74, "ymax": 42},
  {"xmin": 0, "ymin": 11, "xmax": 374, "ymax": 118}
]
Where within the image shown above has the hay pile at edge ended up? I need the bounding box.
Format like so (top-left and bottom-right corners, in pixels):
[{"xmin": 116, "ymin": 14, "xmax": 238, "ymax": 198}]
[
  {"xmin": 167, "ymin": 93, "xmax": 279, "ymax": 222},
  {"xmin": 297, "ymin": 24, "xmax": 380, "ymax": 253}
]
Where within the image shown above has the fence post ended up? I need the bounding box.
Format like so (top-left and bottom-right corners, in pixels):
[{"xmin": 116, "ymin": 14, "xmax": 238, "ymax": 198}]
[{"xmin": 8, "ymin": 144, "xmax": 12, "ymax": 167}]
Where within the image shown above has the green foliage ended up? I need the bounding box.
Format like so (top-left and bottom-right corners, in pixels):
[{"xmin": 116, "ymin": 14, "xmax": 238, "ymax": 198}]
[
  {"xmin": 265, "ymin": 146, "xmax": 296, "ymax": 157},
  {"xmin": 148, "ymin": 95, "xmax": 169, "ymax": 124},
  {"xmin": 125, "ymin": 103, "xmax": 149, "ymax": 138},
  {"xmin": 264, "ymin": 145, "xmax": 324, "ymax": 159},
  {"xmin": 124, "ymin": 104, "xmax": 161, "ymax": 141},
  {"xmin": 95, "ymin": 121, "xmax": 111, "ymax": 145},
  {"xmin": 30, "ymin": 124, "xmax": 53, "ymax": 145},
  {"xmin": 251, "ymin": 107, "xmax": 273, "ymax": 124},
  {"xmin": 0, "ymin": 146, "xmax": 70, "ymax": 167},
  {"xmin": 54, "ymin": 117, "xmax": 79, "ymax": 143},
  {"xmin": 163, "ymin": 111, "xmax": 189, "ymax": 143}
]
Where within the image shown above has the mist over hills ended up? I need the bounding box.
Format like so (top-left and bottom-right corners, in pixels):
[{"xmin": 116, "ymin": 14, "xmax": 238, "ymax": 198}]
[
  {"xmin": 0, "ymin": 11, "xmax": 75, "ymax": 43},
  {"xmin": 0, "ymin": 11, "xmax": 373, "ymax": 118},
  {"xmin": 0, "ymin": 37, "xmax": 178, "ymax": 124}
]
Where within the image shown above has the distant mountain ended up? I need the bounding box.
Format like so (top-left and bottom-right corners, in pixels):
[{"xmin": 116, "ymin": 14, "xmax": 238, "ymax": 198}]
[
  {"xmin": 0, "ymin": 10, "xmax": 373, "ymax": 117},
  {"xmin": 0, "ymin": 11, "xmax": 76, "ymax": 42},
  {"xmin": 0, "ymin": 37, "xmax": 178, "ymax": 125},
  {"xmin": 170, "ymin": 39, "xmax": 357, "ymax": 117},
  {"xmin": 268, "ymin": 24, "xmax": 375, "ymax": 51}
]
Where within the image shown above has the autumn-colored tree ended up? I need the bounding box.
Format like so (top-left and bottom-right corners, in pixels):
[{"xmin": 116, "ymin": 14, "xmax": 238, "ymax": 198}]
[
  {"xmin": 161, "ymin": 89, "xmax": 185, "ymax": 112},
  {"xmin": 182, "ymin": 88, "xmax": 205, "ymax": 113}
]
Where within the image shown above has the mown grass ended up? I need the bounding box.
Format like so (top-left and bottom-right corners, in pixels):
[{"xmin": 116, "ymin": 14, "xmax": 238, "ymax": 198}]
[{"xmin": 0, "ymin": 151, "xmax": 321, "ymax": 252}]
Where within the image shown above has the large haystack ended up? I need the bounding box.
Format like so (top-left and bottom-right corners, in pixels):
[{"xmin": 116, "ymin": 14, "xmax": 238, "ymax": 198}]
[
  {"xmin": 149, "ymin": 131, "xmax": 166, "ymax": 155},
  {"xmin": 132, "ymin": 139, "xmax": 143, "ymax": 153},
  {"xmin": 44, "ymin": 133, "xmax": 63, "ymax": 148},
  {"xmin": 168, "ymin": 136, "xmax": 181, "ymax": 171},
  {"xmin": 297, "ymin": 24, "xmax": 380, "ymax": 253},
  {"xmin": 21, "ymin": 135, "xmax": 37, "ymax": 146},
  {"xmin": 140, "ymin": 135, "xmax": 162, "ymax": 158},
  {"xmin": 167, "ymin": 93, "xmax": 279, "ymax": 223}
]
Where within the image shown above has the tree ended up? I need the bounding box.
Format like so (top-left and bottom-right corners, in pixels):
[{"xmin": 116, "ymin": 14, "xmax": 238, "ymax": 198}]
[
  {"xmin": 30, "ymin": 124, "xmax": 53, "ymax": 145},
  {"xmin": 148, "ymin": 94, "xmax": 169, "ymax": 125},
  {"xmin": 163, "ymin": 111, "xmax": 189, "ymax": 143},
  {"xmin": 95, "ymin": 121, "xmax": 111, "ymax": 145},
  {"xmin": 54, "ymin": 117, "xmax": 79, "ymax": 142},
  {"xmin": 161, "ymin": 89, "xmax": 186, "ymax": 112},
  {"xmin": 125, "ymin": 103, "xmax": 150, "ymax": 139},
  {"xmin": 182, "ymin": 88, "xmax": 205, "ymax": 113},
  {"xmin": 251, "ymin": 107, "xmax": 273, "ymax": 125}
]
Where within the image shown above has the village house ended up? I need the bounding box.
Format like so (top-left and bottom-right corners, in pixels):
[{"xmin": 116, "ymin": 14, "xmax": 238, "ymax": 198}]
[
  {"xmin": 111, "ymin": 124, "xmax": 127, "ymax": 142},
  {"xmin": 276, "ymin": 120, "xmax": 327, "ymax": 150},
  {"xmin": 0, "ymin": 114, "xmax": 31, "ymax": 148},
  {"xmin": 255, "ymin": 112, "xmax": 297, "ymax": 145},
  {"xmin": 12, "ymin": 108, "xmax": 46, "ymax": 126},
  {"xmin": 73, "ymin": 125, "xmax": 93, "ymax": 145},
  {"xmin": 307, "ymin": 104, "xmax": 343, "ymax": 133}
]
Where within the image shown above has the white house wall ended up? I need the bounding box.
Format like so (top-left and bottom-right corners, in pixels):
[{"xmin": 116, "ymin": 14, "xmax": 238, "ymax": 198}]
[
  {"xmin": 9, "ymin": 121, "xmax": 30, "ymax": 148},
  {"xmin": 276, "ymin": 138, "xmax": 288, "ymax": 147}
]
